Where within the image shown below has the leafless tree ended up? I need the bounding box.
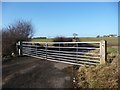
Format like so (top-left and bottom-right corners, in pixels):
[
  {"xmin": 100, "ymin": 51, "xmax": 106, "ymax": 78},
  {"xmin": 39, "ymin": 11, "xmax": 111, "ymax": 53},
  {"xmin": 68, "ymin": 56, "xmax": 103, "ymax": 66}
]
[
  {"xmin": 2, "ymin": 20, "xmax": 34, "ymax": 57},
  {"xmin": 73, "ymin": 33, "xmax": 78, "ymax": 39}
]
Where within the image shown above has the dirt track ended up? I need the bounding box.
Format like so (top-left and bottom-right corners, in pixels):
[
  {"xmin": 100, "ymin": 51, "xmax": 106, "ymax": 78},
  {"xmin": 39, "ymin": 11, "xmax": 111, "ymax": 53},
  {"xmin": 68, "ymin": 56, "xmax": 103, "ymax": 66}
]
[{"xmin": 2, "ymin": 56, "xmax": 73, "ymax": 88}]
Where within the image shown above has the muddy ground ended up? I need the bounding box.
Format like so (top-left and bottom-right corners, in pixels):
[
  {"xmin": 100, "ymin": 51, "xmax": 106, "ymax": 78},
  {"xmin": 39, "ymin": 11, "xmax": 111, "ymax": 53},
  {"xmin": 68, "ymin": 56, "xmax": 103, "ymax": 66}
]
[{"xmin": 2, "ymin": 56, "xmax": 74, "ymax": 88}]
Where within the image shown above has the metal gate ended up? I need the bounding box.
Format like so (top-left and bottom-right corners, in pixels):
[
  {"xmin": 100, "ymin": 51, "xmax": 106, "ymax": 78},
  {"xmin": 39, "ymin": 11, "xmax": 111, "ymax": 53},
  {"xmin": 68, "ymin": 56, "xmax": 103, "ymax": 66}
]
[{"xmin": 16, "ymin": 40, "xmax": 107, "ymax": 66}]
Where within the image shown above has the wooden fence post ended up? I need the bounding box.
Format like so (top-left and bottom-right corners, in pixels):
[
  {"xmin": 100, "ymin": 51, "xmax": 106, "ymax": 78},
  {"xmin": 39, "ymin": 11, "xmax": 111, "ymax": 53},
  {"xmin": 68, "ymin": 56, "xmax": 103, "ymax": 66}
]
[{"xmin": 100, "ymin": 40, "xmax": 107, "ymax": 64}]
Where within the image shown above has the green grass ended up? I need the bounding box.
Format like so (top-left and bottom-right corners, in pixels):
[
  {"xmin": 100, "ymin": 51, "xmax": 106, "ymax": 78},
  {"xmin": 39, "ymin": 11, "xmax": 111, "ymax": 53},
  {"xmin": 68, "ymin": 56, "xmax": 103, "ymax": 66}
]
[
  {"xmin": 32, "ymin": 37, "xmax": 118, "ymax": 45},
  {"xmin": 107, "ymin": 46, "xmax": 118, "ymax": 54},
  {"xmin": 79, "ymin": 37, "xmax": 118, "ymax": 45},
  {"xmin": 32, "ymin": 37, "xmax": 118, "ymax": 55}
]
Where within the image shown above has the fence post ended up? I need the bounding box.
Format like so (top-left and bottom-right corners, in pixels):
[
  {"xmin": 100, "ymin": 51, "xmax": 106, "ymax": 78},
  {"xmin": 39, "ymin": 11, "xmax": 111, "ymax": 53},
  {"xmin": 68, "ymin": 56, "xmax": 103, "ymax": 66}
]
[
  {"xmin": 45, "ymin": 43, "xmax": 48, "ymax": 60},
  {"xmin": 100, "ymin": 40, "xmax": 107, "ymax": 64},
  {"xmin": 18, "ymin": 41, "xmax": 23, "ymax": 56},
  {"xmin": 59, "ymin": 43, "xmax": 60, "ymax": 61},
  {"xmin": 18, "ymin": 41, "xmax": 21, "ymax": 56},
  {"xmin": 36, "ymin": 44, "xmax": 37, "ymax": 56}
]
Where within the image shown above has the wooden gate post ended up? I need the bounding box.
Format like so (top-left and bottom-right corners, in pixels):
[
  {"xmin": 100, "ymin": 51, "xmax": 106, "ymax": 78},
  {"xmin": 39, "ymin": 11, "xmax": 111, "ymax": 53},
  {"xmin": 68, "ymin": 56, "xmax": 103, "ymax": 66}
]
[{"xmin": 100, "ymin": 40, "xmax": 107, "ymax": 64}]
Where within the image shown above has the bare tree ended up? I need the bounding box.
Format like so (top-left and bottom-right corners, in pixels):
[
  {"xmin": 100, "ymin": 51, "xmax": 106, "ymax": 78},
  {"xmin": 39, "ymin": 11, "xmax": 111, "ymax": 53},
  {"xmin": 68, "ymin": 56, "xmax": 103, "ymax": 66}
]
[
  {"xmin": 2, "ymin": 20, "xmax": 34, "ymax": 57},
  {"xmin": 73, "ymin": 33, "xmax": 78, "ymax": 39}
]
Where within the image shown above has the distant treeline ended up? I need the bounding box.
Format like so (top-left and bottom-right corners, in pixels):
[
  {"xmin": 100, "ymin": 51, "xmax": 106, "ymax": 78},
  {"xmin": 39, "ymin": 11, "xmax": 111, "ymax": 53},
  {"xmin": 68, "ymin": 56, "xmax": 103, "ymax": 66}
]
[
  {"xmin": 32, "ymin": 37, "xmax": 81, "ymax": 39},
  {"xmin": 97, "ymin": 34, "xmax": 118, "ymax": 38},
  {"xmin": 33, "ymin": 37, "xmax": 47, "ymax": 39}
]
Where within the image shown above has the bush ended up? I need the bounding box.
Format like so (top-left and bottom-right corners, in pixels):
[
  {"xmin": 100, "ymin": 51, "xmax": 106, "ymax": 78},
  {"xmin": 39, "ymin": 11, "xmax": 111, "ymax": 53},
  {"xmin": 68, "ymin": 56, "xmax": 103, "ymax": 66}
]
[
  {"xmin": 53, "ymin": 36, "xmax": 72, "ymax": 42},
  {"xmin": 33, "ymin": 37, "xmax": 47, "ymax": 39},
  {"xmin": 2, "ymin": 20, "xmax": 34, "ymax": 57},
  {"xmin": 53, "ymin": 36, "xmax": 73, "ymax": 47}
]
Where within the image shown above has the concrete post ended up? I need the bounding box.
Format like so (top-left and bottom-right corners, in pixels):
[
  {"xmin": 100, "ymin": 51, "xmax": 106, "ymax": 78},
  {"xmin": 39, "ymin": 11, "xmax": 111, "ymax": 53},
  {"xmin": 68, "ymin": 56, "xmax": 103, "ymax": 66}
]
[{"xmin": 100, "ymin": 40, "xmax": 107, "ymax": 64}]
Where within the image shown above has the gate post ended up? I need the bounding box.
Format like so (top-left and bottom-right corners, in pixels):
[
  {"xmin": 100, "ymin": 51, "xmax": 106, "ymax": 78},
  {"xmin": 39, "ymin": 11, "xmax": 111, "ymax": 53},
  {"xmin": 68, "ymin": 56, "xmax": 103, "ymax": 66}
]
[
  {"xmin": 100, "ymin": 40, "xmax": 107, "ymax": 64},
  {"xmin": 18, "ymin": 41, "xmax": 23, "ymax": 56},
  {"xmin": 45, "ymin": 43, "xmax": 48, "ymax": 60}
]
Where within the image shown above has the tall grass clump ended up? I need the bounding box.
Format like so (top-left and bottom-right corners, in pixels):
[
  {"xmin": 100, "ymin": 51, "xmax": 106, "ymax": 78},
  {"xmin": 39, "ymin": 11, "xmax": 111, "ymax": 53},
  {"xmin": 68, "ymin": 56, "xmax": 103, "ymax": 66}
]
[{"xmin": 76, "ymin": 53, "xmax": 119, "ymax": 88}]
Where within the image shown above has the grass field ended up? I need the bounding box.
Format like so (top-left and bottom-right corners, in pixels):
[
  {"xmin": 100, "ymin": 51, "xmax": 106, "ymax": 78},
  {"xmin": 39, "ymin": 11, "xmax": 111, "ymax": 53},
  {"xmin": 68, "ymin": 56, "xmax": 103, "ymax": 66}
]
[
  {"xmin": 32, "ymin": 37, "xmax": 118, "ymax": 53},
  {"xmin": 79, "ymin": 37, "xmax": 118, "ymax": 45},
  {"xmin": 32, "ymin": 37, "xmax": 118, "ymax": 45}
]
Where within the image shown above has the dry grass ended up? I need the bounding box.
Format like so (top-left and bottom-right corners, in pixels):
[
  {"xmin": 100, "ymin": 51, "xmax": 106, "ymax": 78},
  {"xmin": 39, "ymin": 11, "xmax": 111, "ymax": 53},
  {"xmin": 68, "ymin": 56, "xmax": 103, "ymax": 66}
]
[
  {"xmin": 76, "ymin": 42, "xmax": 119, "ymax": 88},
  {"xmin": 76, "ymin": 54, "xmax": 119, "ymax": 88}
]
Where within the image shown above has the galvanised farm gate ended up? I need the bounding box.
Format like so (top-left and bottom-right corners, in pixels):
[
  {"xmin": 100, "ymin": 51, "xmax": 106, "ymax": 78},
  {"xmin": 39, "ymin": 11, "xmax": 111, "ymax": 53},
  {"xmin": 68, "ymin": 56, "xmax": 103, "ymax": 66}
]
[{"xmin": 17, "ymin": 40, "xmax": 107, "ymax": 66}]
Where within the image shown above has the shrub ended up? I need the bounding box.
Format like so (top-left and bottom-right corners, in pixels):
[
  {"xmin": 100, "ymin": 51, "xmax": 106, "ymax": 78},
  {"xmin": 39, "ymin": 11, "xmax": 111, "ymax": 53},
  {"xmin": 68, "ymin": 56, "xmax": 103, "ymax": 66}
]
[
  {"xmin": 2, "ymin": 20, "xmax": 34, "ymax": 57},
  {"xmin": 53, "ymin": 36, "xmax": 73, "ymax": 48},
  {"xmin": 53, "ymin": 36, "xmax": 72, "ymax": 42}
]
